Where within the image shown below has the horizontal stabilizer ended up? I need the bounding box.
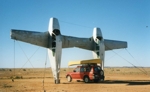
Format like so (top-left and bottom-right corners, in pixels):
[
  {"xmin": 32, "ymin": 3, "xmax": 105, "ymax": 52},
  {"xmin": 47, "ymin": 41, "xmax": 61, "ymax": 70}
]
[{"xmin": 11, "ymin": 29, "xmax": 49, "ymax": 48}]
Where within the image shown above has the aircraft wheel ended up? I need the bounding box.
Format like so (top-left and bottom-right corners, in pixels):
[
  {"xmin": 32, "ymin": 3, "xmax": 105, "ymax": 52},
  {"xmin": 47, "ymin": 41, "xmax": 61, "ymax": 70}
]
[
  {"xmin": 84, "ymin": 76, "xmax": 90, "ymax": 83},
  {"xmin": 67, "ymin": 75, "xmax": 72, "ymax": 82}
]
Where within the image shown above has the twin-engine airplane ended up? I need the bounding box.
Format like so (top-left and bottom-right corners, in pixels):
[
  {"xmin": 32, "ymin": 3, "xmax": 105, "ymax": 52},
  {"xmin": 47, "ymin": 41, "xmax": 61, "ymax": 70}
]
[{"xmin": 11, "ymin": 17, "xmax": 127, "ymax": 84}]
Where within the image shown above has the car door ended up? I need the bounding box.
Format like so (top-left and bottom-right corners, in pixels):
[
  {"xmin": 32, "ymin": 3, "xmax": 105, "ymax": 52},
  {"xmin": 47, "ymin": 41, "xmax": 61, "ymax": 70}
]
[
  {"xmin": 71, "ymin": 67, "xmax": 80, "ymax": 79},
  {"xmin": 79, "ymin": 66, "xmax": 86, "ymax": 79}
]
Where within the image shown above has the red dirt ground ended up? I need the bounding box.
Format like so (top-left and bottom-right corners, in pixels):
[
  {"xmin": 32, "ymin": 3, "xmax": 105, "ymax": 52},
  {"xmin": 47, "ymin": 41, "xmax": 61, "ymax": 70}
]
[{"xmin": 0, "ymin": 68, "xmax": 150, "ymax": 92}]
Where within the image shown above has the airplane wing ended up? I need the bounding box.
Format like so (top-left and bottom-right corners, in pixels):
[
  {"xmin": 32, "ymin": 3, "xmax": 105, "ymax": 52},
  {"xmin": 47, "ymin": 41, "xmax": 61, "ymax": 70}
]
[
  {"xmin": 11, "ymin": 30, "xmax": 127, "ymax": 50},
  {"xmin": 11, "ymin": 29, "xmax": 49, "ymax": 48},
  {"xmin": 104, "ymin": 39, "xmax": 127, "ymax": 50},
  {"xmin": 61, "ymin": 35, "xmax": 94, "ymax": 50},
  {"xmin": 61, "ymin": 35, "xmax": 127, "ymax": 51}
]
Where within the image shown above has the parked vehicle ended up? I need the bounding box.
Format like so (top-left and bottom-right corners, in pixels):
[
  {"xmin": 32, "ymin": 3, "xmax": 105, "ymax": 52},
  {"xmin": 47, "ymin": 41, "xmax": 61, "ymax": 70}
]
[{"xmin": 66, "ymin": 64, "xmax": 104, "ymax": 83}]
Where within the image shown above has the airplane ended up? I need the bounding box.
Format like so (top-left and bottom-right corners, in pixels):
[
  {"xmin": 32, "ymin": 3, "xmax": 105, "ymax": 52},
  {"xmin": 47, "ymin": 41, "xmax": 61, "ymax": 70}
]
[{"xmin": 11, "ymin": 17, "xmax": 127, "ymax": 84}]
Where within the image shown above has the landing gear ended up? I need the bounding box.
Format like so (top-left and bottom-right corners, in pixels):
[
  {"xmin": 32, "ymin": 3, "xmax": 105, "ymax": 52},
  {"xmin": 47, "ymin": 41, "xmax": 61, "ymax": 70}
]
[{"xmin": 55, "ymin": 79, "xmax": 60, "ymax": 84}]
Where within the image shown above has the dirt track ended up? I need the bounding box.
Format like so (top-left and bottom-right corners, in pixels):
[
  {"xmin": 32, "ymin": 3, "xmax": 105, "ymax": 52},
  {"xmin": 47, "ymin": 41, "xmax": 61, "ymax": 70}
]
[{"xmin": 0, "ymin": 68, "xmax": 150, "ymax": 92}]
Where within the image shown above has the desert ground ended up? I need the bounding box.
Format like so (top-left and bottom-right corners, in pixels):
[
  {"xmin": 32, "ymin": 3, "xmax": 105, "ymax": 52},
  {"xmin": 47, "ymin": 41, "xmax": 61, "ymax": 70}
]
[{"xmin": 0, "ymin": 67, "xmax": 150, "ymax": 92}]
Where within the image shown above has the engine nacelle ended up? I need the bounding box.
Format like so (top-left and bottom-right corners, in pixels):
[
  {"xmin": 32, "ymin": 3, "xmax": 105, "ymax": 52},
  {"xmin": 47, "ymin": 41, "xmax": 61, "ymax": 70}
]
[
  {"xmin": 48, "ymin": 17, "xmax": 62, "ymax": 48},
  {"xmin": 48, "ymin": 17, "xmax": 62, "ymax": 84},
  {"xmin": 92, "ymin": 27, "xmax": 105, "ymax": 70},
  {"xmin": 93, "ymin": 27, "xmax": 103, "ymax": 44}
]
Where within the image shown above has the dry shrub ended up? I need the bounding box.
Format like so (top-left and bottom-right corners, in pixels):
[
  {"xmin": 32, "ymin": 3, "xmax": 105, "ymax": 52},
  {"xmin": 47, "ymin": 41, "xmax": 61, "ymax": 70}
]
[
  {"xmin": 116, "ymin": 69, "xmax": 120, "ymax": 71},
  {"xmin": 0, "ymin": 69, "xmax": 5, "ymax": 71},
  {"xmin": 10, "ymin": 76, "xmax": 23, "ymax": 79},
  {"xmin": 3, "ymin": 84, "xmax": 12, "ymax": 88},
  {"xmin": 23, "ymin": 69, "xmax": 26, "ymax": 71},
  {"xmin": 15, "ymin": 76, "xmax": 23, "ymax": 79}
]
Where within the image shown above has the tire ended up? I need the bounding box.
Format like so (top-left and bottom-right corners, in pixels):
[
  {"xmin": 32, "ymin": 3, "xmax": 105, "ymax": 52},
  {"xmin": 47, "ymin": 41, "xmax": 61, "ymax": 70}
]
[
  {"xmin": 100, "ymin": 70, "xmax": 104, "ymax": 76},
  {"xmin": 100, "ymin": 78, "xmax": 104, "ymax": 82},
  {"xmin": 84, "ymin": 76, "xmax": 90, "ymax": 83},
  {"xmin": 67, "ymin": 75, "xmax": 72, "ymax": 82},
  {"xmin": 100, "ymin": 76, "xmax": 105, "ymax": 82}
]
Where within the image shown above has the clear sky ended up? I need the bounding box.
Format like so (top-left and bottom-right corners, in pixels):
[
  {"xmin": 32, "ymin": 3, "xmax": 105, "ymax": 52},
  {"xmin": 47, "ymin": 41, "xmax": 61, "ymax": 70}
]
[{"xmin": 0, "ymin": 0, "xmax": 150, "ymax": 68}]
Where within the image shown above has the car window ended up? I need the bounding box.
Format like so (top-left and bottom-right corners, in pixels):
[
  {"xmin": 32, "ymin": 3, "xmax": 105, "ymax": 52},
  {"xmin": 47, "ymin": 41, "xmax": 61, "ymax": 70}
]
[
  {"xmin": 86, "ymin": 67, "xmax": 91, "ymax": 72},
  {"xmin": 97, "ymin": 66, "xmax": 101, "ymax": 70},
  {"xmin": 75, "ymin": 67, "xmax": 80, "ymax": 72},
  {"xmin": 80, "ymin": 67, "xmax": 86, "ymax": 72},
  {"xmin": 94, "ymin": 67, "xmax": 98, "ymax": 72},
  {"xmin": 80, "ymin": 67, "xmax": 84, "ymax": 72}
]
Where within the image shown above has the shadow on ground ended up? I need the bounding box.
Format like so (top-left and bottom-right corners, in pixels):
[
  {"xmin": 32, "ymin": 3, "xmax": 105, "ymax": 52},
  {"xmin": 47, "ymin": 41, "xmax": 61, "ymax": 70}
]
[
  {"xmin": 63, "ymin": 80, "xmax": 150, "ymax": 85},
  {"xmin": 101, "ymin": 80, "xmax": 150, "ymax": 85}
]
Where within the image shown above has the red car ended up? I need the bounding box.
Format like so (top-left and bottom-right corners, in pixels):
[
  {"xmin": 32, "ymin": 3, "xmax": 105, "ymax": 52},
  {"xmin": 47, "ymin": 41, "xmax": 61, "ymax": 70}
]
[{"xmin": 66, "ymin": 64, "xmax": 104, "ymax": 83}]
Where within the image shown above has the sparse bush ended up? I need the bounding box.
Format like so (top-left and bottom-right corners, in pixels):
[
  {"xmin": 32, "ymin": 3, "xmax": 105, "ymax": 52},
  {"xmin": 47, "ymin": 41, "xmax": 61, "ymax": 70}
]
[
  {"xmin": 10, "ymin": 76, "xmax": 13, "ymax": 79},
  {"xmin": 23, "ymin": 69, "xmax": 26, "ymax": 71},
  {"xmin": 10, "ymin": 76, "xmax": 23, "ymax": 79},
  {"xmin": 3, "ymin": 84, "xmax": 12, "ymax": 88},
  {"xmin": 15, "ymin": 76, "xmax": 23, "ymax": 79},
  {"xmin": 9, "ymin": 69, "xmax": 12, "ymax": 71},
  {"xmin": 116, "ymin": 69, "xmax": 120, "ymax": 71}
]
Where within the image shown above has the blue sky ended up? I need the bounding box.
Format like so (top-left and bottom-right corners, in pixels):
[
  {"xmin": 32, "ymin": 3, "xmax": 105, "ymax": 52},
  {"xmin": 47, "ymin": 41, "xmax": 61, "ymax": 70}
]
[{"xmin": 0, "ymin": 0, "xmax": 150, "ymax": 68}]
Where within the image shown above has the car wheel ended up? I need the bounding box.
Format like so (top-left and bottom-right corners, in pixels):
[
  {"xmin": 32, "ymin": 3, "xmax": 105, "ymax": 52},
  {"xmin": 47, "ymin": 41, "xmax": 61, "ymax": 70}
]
[
  {"xmin": 100, "ymin": 70, "xmax": 104, "ymax": 76},
  {"xmin": 67, "ymin": 75, "xmax": 72, "ymax": 82},
  {"xmin": 100, "ymin": 76, "xmax": 104, "ymax": 82},
  {"xmin": 100, "ymin": 78, "xmax": 104, "ymax": 82},
  {"xmin": 84, "ymin": 76, "xmax": 90, "ymax": 83}
]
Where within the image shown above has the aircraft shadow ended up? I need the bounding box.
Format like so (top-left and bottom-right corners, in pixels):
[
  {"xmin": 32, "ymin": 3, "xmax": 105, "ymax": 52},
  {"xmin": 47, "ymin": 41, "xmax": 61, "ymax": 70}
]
[
  {"xmin": 63, "ymin": 80, "xmax": 150, "ymax": 85},
  {"xmin": 100, "ymin": 80, "xmax": 150, "ymax": 85}
]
